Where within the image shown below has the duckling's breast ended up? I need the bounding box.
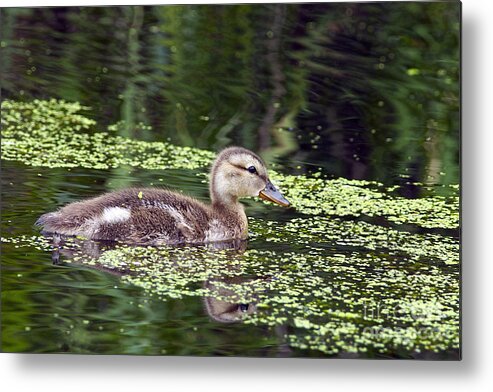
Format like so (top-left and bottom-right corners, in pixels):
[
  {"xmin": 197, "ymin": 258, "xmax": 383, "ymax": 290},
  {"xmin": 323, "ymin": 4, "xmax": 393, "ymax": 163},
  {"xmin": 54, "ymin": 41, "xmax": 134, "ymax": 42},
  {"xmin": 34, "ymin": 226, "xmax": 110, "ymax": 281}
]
[
  {"xmin": 205, "ymin": 208, "xmax": 248, "ymax": 242},
  {"xmin": 204, "ymin": 219, "xmax": 238, "ymax": 242}
]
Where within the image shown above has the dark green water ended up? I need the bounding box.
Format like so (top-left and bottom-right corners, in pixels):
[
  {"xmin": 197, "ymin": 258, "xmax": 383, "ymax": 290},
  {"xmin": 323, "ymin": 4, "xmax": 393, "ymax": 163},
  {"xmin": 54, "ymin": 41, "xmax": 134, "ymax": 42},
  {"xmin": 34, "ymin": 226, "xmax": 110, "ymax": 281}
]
[{"xmin": 1, "ymin": 3, "xmax": 460, "ymax": 358}]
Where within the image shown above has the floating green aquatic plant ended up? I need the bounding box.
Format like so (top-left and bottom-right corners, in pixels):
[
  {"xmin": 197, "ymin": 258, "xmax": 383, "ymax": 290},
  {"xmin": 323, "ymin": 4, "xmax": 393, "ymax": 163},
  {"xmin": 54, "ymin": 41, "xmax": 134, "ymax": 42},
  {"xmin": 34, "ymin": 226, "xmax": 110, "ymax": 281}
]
[
  {"xmin": 1, "ymin": 221, "xmax": 459, "ymax": 357},
  {"xmin": 275, "ymin": 174, "xmax": 458, "ymax": 229},
  {"xmin": 1, "ymin": 99, "xmax": 215, "ymax": 170},
  {"xmin": 249, "ymin": 217, "xmax": 459, "ymax": 265}
]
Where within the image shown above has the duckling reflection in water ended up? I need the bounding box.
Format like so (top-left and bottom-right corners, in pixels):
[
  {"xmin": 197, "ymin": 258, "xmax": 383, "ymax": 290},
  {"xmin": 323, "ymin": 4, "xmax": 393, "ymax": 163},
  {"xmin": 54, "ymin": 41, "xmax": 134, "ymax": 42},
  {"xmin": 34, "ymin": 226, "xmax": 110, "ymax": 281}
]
[
  {"xmin": 203, "ymin": 277, "xmax": 259, "ymax": 323},
  {"xmin": 36, "ymin": 147, "xmax": 290, "ymax": 245},
  {"xmin": 50, "ymin": 237, "xmax": 268, "ymax": 324}
]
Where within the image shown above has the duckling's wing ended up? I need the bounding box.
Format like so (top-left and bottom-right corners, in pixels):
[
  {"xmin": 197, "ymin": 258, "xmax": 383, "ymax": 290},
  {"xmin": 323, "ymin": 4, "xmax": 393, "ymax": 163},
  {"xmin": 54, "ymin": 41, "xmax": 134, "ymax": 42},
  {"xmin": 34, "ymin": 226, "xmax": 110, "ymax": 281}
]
[{"xmin": 36, "ymin": 188, "xmax": 212, "ymax": 244}]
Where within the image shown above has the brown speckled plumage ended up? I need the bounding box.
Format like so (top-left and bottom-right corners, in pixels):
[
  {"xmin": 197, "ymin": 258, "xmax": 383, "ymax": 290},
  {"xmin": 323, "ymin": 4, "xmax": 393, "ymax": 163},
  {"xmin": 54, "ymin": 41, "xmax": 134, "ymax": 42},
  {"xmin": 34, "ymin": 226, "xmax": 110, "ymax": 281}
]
[{"xmin": 36, "ymin": 147, "xmax": 289, "ymax": 245}]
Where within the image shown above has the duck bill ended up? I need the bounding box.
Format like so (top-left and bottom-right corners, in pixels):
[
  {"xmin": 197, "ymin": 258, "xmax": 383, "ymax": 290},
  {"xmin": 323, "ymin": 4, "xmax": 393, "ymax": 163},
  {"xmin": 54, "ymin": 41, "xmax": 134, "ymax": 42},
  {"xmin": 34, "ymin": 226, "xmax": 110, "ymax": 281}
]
[{"xmin": 259, "ymin": 181, "xmax": 290, "ymax": 207}]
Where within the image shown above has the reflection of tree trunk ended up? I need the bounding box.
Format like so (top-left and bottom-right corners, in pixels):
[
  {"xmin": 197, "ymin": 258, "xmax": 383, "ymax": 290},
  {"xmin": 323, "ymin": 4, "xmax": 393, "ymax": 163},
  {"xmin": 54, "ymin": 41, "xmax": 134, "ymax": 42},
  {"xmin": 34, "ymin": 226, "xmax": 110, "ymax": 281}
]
[
  {"xmin": 327, "ymin": 106, "xmax": 344, "ymax": 162},
  {"xmin": 0, "ymin": 9, "xmax": 15, "ymax": 89},
  {"xmin": 260, "ymin": 109, "xmax": 298, "ymax": 164},
  {"xmin": 274, "ymin": 324, "xmax": 292, "ymax": 357},
  {"xmin": 122, "ymin": 6, "xmax": 145, "ymax": 138},
  {"xmin": 258, "ymin": 4, "xmax": 286, "ymax": 151},
  {"xmin": 327, "ymin": 106, "xmax": 367, "ymax": 180},
  {"xmin": 424, "ymin": 135, "xmax": 441, "ymax": 185}
]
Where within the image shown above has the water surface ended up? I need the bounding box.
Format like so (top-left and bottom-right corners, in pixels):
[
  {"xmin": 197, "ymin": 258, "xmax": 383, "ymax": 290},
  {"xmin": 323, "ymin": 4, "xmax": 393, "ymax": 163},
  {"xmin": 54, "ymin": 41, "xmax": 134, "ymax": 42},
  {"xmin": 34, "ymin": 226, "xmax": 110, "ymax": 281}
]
[{"xmin": 1, "ymin": 3, "xmax": 460, "ymax": 358}]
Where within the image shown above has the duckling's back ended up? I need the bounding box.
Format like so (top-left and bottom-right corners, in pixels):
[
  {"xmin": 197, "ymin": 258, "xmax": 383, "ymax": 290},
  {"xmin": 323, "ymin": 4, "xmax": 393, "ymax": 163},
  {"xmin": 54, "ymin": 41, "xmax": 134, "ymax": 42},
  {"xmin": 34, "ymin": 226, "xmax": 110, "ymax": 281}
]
[{"xmin": 36, "ymin": 188, "xmax": 212, "ymax": 245}]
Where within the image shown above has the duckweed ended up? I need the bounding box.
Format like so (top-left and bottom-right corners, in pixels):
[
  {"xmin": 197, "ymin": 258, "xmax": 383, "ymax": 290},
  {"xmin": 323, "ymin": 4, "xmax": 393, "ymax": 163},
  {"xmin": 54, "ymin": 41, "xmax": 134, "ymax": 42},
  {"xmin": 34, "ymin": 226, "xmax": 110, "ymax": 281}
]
[
  {"xmin": 1, "ymin": 99, "xmax": 215, "ymax": 170},
  {"xmin": 270, "ymin": 173, "xmax": 459, "ymax": 229},
  {"xmin": 1, "ymin": 212, "xmax": 460, "ymax": 357},
  {"xmin": 249, "ymin": 217, "xmax": 459, "ymax": 265}
]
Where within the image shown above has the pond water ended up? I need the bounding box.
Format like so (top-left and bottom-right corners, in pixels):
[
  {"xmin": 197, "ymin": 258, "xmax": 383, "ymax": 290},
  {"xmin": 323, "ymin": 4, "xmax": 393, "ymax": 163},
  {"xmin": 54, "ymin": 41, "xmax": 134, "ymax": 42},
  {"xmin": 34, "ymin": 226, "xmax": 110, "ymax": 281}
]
[{"xmin": 1, "ymin": 3, "xmax": 460, "ymax": 358}]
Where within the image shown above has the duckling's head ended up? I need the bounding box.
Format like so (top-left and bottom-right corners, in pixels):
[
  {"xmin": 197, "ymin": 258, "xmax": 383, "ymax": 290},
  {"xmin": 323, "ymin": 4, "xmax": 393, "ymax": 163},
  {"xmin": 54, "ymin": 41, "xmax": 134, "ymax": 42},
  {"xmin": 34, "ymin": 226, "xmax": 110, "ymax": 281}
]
[{"xmin": 210, "ymin": 147, "xmax": 290, "ymax": 207}]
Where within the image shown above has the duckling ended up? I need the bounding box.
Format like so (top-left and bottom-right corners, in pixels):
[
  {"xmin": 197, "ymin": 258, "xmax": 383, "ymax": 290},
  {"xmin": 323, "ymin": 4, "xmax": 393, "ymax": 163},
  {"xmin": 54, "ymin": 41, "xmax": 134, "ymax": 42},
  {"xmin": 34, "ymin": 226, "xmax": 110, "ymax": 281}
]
[{"xmin": 36, "ymin": 146, "xmax": 290, "ymax": 245}]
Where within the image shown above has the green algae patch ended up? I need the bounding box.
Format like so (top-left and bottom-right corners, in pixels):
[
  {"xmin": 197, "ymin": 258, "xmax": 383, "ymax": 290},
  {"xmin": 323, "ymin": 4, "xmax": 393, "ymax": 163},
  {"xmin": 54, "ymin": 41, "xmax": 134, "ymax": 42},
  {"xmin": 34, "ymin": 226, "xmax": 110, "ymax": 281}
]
[
  {"xmin": 1, "ymin": 224, "xmax": 460, "ymax": 357},
  {"xmin": 2, "ymin": 99, "xmax": 459, "ymax": 230},
  {"xmin": 270, "ymin": 174, "xmax": 459, "ymax": 229},
  {"xmin": 1, "ymin": 99, "xmax": 215, "ymax": 170},
  {"xmin": 249, "ymin": 216, "xmax": 459, "ymax": 265}
]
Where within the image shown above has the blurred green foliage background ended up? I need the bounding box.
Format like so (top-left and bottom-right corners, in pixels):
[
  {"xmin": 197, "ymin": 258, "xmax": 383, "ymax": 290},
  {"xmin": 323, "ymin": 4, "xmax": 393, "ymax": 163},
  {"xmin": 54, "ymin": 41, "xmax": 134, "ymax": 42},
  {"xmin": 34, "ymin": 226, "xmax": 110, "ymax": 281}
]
[{"xmin": 1, "ymin": 2, "xmax": 460, "ymax": 185}]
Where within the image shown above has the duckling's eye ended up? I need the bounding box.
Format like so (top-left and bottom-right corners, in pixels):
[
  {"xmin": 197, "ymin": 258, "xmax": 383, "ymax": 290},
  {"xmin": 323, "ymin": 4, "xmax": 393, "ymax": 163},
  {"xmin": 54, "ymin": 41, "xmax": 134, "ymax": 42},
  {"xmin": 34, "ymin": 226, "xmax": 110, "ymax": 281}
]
[
  {"xmin": 247, "ymin": 166, "xmax": 257, "ymax": 174},
  {"xmin": 238, "ymin": 303, "xmax": 249, "ymax": 312}
]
